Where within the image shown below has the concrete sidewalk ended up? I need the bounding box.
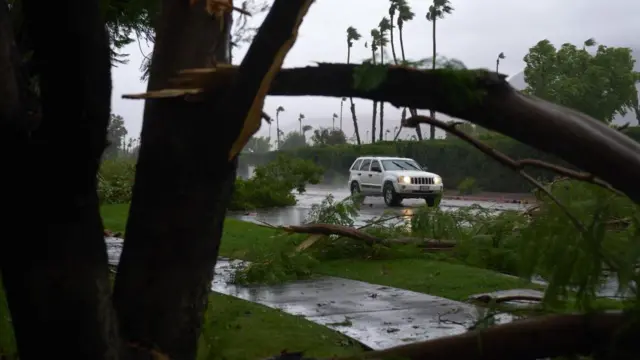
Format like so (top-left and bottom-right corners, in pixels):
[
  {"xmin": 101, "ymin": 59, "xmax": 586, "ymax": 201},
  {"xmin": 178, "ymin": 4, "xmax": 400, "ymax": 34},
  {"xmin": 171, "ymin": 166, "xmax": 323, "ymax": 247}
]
[{"xmin": 106, "ymin": 237, "xmax": 521, "ymax": 350}]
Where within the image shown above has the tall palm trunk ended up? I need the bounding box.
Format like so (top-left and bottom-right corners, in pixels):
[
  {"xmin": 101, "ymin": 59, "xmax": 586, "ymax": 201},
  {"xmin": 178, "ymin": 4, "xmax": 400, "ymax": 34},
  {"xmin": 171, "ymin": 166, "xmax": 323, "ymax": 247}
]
[
  {"xmin": 379, "ymin": 47, "xmax": 385, "ymax": 141},
  {"xmin": 371, "ymin": 47, "xmax": 377, "ymax": 143},
  {"xmin": 398, "ymin": 23, "xmax": 422, "ymax": 140},
  {"xmin": 347, "ymin": 42, "xmax": 361, "ymax": 144},
  {"xmin": 389, "ymin": 14, "xmax": 398, "ymax": 63},
  {"xmin": 429, "ymin": 17, "xmax": 437, "ymax": 140},
  {"xmin": 276, "ymin": 112, "xmax": 281, "ymax": 149}
]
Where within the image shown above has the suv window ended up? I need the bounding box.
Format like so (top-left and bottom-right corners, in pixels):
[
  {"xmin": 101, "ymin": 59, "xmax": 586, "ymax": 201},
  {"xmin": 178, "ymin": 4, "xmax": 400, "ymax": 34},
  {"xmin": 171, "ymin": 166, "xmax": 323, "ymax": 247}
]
[
  {"xmin": 381, "ymin": 159, "xmax": 421, "ymax": 171},
  {"xmin": 350, "ymin": 159, "xmax": 363, "ymax": 171},
  {"xmin": 359, "ymin": 159, "xmax": 371, "ymax": 171},
  {"xmin": 370, "ymin": 160, "xmax": 382, "ymax": 172}
]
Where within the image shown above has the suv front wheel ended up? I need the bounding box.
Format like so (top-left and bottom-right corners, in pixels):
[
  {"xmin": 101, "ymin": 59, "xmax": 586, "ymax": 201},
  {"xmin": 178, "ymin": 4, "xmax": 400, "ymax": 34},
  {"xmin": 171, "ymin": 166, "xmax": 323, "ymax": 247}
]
[{"xmin": 383, "ymin": 183, "xmax": 402, "ymax": 207}]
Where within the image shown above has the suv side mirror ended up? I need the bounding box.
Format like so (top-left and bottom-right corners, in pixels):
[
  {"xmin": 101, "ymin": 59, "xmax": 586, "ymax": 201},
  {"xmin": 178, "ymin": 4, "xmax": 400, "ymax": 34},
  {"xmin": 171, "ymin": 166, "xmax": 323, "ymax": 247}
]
[
  {"xmin": 371, "ymin": 166, "xmax": 381, "ymax": 172},
  {"xmin": 422, "ymin": 165, "xmax": 428, "ymax": 171}
]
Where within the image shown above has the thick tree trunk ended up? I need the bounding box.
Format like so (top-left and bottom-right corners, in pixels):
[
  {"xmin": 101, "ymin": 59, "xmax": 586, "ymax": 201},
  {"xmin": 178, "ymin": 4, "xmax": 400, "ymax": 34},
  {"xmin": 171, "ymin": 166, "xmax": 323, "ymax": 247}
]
[
  {"xmin": 112, "ymin": 1, "xmax": 235, "ymax": 359},
  {"xmin": 0, "ymin": 0, "xmax": 119, "ymax": 358}
]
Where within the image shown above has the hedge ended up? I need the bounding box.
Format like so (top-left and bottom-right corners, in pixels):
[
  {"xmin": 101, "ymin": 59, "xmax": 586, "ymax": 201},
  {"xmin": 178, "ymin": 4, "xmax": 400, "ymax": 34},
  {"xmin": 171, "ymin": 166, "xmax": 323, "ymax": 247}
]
[{"xmin": 239, "ymin": 126, "xmax": 640, "ymax": 193}]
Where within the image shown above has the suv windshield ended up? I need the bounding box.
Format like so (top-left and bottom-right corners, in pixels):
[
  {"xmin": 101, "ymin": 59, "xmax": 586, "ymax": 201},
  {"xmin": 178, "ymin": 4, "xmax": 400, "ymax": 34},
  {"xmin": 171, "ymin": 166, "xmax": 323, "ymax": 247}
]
[{"xmin": 381, "ymin": 159, "xmax": 421, "ymax": 171}]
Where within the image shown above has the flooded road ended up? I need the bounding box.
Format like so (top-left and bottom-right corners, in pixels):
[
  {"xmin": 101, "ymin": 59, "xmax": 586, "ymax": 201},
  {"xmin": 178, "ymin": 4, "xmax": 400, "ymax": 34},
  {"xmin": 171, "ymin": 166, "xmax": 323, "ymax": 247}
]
[{"xmin": 229, "ymin": 185, "xmax": 528, "ymax": 227}]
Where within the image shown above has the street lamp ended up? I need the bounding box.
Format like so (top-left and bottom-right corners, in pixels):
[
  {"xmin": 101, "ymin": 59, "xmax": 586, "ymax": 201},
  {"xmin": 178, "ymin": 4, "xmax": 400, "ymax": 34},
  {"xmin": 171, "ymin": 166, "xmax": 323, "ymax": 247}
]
[{"xmin": 496, "ymin": 52, "xmax": 505, "ymax": 73}]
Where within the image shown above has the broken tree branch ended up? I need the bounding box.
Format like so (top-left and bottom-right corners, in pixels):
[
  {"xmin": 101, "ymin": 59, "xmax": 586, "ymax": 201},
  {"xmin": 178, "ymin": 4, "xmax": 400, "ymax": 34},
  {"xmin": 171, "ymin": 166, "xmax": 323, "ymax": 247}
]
[
  {"xmin": 336, "ymin": 312, "xmax": 637, "ymax": 360},
  {"xmin": 278, "ymin": 223, "xmax": 455, "ymax": 249},
  {"xmin": 404, "ymin": 116, "xmax": 619, "ymax": 194},
  {"xmin": 123, "ymin": 63, "xmax": 640, "ymax": 205},
  {"xmin": 402, "ymin": 115, "xmax": 586, "ymax": 233},
  {"xmin": 221, "ymin": 0, "xmax": 314, "ymax": 160}
]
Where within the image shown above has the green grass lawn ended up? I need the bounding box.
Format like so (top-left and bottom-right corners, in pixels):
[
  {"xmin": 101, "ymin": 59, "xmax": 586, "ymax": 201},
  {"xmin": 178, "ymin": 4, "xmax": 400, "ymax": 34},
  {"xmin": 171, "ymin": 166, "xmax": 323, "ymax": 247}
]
[
  {"xmin": 0, "ymin": 290, "xmax": 362, "ymax": 360},
  {"xmin": 199, "ymin": 294, "xmax": 363, "ymax": 360},
  {"xmin": 100, "ymin": 204, "xmax": 539, "ymax": 300},
  {"xmin": 314, "ymin": 259, "xmax": 539, "ymax": 301}
]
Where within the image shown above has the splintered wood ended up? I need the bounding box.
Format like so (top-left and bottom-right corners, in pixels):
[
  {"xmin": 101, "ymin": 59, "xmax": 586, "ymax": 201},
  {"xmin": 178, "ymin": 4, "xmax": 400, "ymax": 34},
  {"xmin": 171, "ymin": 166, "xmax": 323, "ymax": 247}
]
[
  {"xmin": 188, "ymin": 0, "xmax": 251, "ymax": 18},
  {"xmin": 122, "ymin": 65, "xmax": 237, "ymax": 99}
]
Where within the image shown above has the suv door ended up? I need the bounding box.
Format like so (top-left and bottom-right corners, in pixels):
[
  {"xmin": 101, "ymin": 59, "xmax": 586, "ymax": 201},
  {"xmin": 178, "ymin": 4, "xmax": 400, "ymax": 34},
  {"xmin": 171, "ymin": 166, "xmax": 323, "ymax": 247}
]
[
  {"xmin": 369, "ymin": 160, "xmax": 383, "ymax": 193},
  {"xmin": 357, "ymin": 158, "xmax": 372, "ymax": 193}
]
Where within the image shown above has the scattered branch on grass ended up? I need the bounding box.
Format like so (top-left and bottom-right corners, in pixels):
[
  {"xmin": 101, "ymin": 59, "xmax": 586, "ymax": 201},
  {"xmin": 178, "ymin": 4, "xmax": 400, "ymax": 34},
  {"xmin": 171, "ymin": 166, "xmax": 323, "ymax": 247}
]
[
  {"xmin": 279, "ymin": 223, "xmax": 455, "ymax": 249},
  {"xmin": 336, "ymin": 312, "xmax": 635, "ymax": 360},
  {"xmin": 469, "ymin": 294, "xmax": 543, "ymax": 304},
  {"xmin": 123, "ymin": 64, "xmax": 640, "ymax": 205},
  {"xmin": 357, "ymin": 213, "xmax": 413, "ymax": 230},
  {"xmin": 402, "ymin": 115, "xmax": 587, "ymax": 234}
]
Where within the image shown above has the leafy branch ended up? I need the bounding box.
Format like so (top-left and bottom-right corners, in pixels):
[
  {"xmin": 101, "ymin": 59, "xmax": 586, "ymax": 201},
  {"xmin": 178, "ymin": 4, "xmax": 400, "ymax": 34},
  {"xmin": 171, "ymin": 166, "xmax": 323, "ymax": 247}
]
[
  {"xmin": 124, "ymin": 63, "xmax": 640, "ymax": 206},
  {"xmin": 401, "ymin": 114, "xmax": 617, "ymax": 232}
]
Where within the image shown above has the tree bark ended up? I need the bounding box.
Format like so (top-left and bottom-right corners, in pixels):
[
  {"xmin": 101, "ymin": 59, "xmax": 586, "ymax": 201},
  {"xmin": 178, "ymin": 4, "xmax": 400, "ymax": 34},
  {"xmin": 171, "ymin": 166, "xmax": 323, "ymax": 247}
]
[
  {"xmin": 112, "ymin": 1, "xmax": 234, "ymax": 359},
  {"xmin": 0, "ymin": 0, "xmax": 120, "ymax": 358}
]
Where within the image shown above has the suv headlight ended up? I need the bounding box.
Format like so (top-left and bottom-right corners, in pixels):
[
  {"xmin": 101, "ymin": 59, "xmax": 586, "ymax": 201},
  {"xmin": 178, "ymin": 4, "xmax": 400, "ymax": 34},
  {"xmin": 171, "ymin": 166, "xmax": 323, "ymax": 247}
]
[
  {"xmin": 433, "ymin": 176, "xmax": 442, "ymax": 185},
  {"xmin": 398, "ymin": 176, "xmax": 411, "ymax": 184}
]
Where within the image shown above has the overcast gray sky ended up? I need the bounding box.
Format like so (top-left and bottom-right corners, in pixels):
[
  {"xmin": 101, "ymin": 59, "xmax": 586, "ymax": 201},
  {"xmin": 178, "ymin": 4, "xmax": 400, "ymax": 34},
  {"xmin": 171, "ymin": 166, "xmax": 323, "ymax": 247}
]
[{"xmin": 111, "ymin": 0, "xmax": 640, "ymax": 141}]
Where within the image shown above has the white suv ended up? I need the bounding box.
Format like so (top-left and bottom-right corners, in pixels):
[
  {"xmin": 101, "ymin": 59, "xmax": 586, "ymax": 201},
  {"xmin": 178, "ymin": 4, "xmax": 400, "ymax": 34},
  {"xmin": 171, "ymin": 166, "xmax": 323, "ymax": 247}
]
[{"xmin": 348, "ymin": 156, "xmax": 444, "ymax": 207}]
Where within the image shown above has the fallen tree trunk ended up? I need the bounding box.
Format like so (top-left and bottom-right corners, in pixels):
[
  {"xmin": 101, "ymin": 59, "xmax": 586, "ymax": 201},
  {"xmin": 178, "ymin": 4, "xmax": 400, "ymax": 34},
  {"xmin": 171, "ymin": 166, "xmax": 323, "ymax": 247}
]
[
  {"xmin": 335, "ymin": 312, "xmax": 637, "ymax": 360},
  {"xmin": 125, "ymin": 63, "xmax": 640, "ymax": 206}
]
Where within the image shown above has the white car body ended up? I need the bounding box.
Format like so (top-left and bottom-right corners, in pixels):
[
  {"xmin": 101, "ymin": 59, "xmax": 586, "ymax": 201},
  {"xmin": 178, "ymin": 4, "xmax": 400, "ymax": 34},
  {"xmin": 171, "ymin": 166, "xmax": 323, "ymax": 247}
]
[{"xmin": 347, "ymin": 156, "xmax": 444, "ymax": 207}]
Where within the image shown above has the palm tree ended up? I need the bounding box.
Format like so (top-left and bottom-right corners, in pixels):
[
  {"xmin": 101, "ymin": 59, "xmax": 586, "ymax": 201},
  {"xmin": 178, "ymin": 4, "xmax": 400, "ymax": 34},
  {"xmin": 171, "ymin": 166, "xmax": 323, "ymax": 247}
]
[
  {"xmin": 426, "ymin": 0, "xmax": 454, "ymax": 140},
  {"xmin": 369, "ymin": 28, "xmax": 380, "ymax": 143},
  {"xmin": 393, "ymin": 0, "xmax": 422, "ymax": 140},
  {"xmin": 302, "ymin": 124, "xmax": 312, "ymax": 142},
  {"xmin": 298, "ymin": 113, "xmax": 305, "ymax": 133},
  {"xmin": 340, "ymin": 97, "xmax": 346, "ymax": 130},
  {"xmin": 385, "ymin": 129, "xmax": 391, "ymax": 140},
  {"xmin": 332, "ymin": 113, "xmax": 338, "ymax": 129},
  {"xmin": 388, "ymin": 1, "xmax": 399, "ymax": 64},
  {"xmin": 396, "ymin": 0, "xmax": 413, "ymax": 65},
  {"xmin": 346, "ymin": 26, "xmax": 362, "ymax": 145},
  {"xmin": 496, "ymin": 52, "xmax": 505, "ymax": 73},
  {"xmin": 378, "ymin": 17, "xmax": 391, "ymax": 142},
  {"xmin": 276, "ymin": 106, "xmax": 285, "ymax": 149}
]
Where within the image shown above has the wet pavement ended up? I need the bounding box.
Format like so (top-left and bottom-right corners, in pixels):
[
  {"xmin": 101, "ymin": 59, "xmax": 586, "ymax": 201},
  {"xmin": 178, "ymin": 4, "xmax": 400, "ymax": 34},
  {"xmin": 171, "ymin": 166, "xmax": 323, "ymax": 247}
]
[
  {"xmin": 229, "ymin": 185, "xmax": 528, "ymax": 227},
  {"xmin": 105, "ymin": 237, "xmax": 515, "ymax": 350}
]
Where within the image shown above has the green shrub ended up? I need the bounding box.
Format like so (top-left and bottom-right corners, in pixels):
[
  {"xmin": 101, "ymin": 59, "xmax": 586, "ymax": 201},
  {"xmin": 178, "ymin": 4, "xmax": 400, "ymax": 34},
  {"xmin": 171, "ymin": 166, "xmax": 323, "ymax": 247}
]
[
  {"xmin": 457, "ymin": 177, "xmax": 478, "ymax": 195},
  {"xmin": 230, "ymin": 155, "xmax": 324, "ymax": 210},
  {"xmin": 98, "ymin": 158, "xmax": 136, "ymax": 204}
]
